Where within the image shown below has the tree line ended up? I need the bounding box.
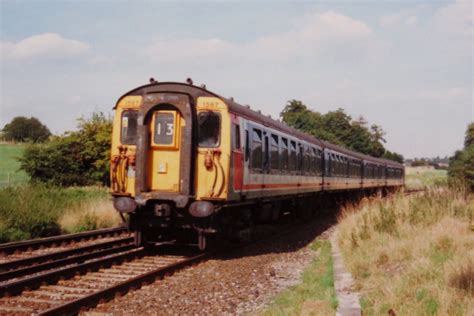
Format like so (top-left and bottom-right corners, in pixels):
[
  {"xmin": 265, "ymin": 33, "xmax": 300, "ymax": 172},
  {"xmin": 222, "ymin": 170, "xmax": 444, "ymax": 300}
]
[{"xmin": 280, "ymin": 100, "xmax": 404, "ymax": 162}]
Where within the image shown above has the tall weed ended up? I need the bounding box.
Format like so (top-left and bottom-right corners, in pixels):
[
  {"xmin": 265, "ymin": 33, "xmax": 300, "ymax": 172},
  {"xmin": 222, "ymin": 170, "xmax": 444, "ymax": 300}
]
[
  {"xmin": 337, "ymin": 188, "xmax": 473, "ymax": 315},
  {"xmin": 0, "ymin": 184, "xmax": 116, "ymax": 242}
]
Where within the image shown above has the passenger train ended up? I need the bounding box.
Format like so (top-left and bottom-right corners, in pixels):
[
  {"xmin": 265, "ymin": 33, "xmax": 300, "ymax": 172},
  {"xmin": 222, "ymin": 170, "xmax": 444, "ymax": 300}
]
[{"xmin": 110, "ymin": 81, "xmax": 404, "ymax": 249}]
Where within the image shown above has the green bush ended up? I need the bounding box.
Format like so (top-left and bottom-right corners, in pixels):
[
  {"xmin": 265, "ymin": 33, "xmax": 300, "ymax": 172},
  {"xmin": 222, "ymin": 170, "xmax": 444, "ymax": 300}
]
[{"xmin": 19, "ymin": 112, "xmax": 112, "ymax": 186}]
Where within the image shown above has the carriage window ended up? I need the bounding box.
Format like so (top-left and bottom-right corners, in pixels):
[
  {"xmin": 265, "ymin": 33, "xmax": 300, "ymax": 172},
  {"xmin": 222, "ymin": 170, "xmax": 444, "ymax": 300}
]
[
  {"xmin": 154, "ymin": 112, "xmax": 174, "ymax": 145},
  {"xmin": 310, "ymin": 148, "xmax": 317, "ymax": 173},
  {"xmin": 316, "ymin": 149, "xmax": 323, "ymax": 175},
  {"xmin": 298, "ymin": 145, "xmax": 304, "ymax": 171},
  {"xmin": 198, "ymin": 111, "xmax": 221, "ymax": 147},
  {"xmin": 252, "ymin": 128, "xmax": 263, "ymax": 170},
  {"xmin": 264, "ymin": 135, "xmax": 269, "ymax": 169},
  {"xmin": 304, "ymin": 147, "xmax": 311, "ymax": 173},
  {"xmin": 121, "ymin": 110, "xmax": 138, "ymax": 145},
  {"xmin": 270, "ymin": 134, "xmax": 279, "ymax": 170},
  {"xmin": 281, "ymin": 138, "xmax": 289, "ymax": 170},
  {"xmin": 289, "ymin": 140, "xmax": 297, "ymax": 171}
]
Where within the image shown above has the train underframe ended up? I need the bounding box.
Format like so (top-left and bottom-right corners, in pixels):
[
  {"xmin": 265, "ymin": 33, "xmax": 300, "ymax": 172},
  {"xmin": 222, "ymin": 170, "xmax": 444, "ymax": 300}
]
[{"xmin": 123, "ymin": 187, "xmax": 400, "ymax": 250}]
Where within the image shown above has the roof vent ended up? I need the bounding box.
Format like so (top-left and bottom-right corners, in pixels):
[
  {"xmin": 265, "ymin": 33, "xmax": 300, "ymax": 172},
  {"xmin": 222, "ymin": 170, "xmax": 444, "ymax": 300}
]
[
  {"xmin": 200, "ymin": 84, "xmax": 207, "ymax": 89},
  {"xmin": 186, "ymin": 78, "xmax": 193, "ymax": 85},
  {"xmin": 149, "ymin": 77, "xmax": 158, "ymax": 84}
]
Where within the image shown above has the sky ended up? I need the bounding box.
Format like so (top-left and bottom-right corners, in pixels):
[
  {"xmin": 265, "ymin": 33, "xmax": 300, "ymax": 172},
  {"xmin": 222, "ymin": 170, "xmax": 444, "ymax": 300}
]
[{"xmin": 0, "ymin": 0, "xmax": 472, "ymax": 159}]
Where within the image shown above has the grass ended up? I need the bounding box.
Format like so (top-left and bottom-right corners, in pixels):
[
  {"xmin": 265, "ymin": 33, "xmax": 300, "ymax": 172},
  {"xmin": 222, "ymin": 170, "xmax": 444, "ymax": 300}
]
[
  {"xmin": 260, "ymin": 240, "xmax": 338, "ymax": 316},
  {"xmin": 0, "ymin": 143, "xmax": 29, "ymax": 187},
  {"xmin": 0, "ymin": 184, "xmax": 121, "ymax": 242},
  {"xmin": 59, "ymin": 198, "xmax": 121, "ymax": 233},
  {"xmin": 337, "ymin": 188, "xmax": 473, "ymax": 315},
  {"xmin": 405, "ymin": 167, "xmax": 448, "ymax": 190}
]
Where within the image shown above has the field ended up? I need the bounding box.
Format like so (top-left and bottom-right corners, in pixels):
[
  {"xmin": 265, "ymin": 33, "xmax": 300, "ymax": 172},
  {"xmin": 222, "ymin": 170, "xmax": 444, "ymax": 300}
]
[
  {"xmin": 405, "ymin": 167, "xmax": 448, "ymax": 190},
  {"xmin": 0, "ymin": 143, "xmax": 29, "ymax": 187},
  {"xmin": 337, "ymin": 187, "xmax": 473, "ymax": 315}
]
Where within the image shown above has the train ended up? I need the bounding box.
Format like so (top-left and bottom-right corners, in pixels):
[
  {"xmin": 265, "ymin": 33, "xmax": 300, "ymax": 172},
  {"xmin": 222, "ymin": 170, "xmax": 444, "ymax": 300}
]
[{"xmin": 110, "ymin": 80, "xmax": 404, "ymax": 249}]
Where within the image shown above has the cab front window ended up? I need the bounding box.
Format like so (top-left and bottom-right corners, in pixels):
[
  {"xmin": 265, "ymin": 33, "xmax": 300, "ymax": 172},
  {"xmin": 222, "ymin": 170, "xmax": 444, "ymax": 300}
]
[
  {"xmin": 154, "ymin": 112, "xmax": 175, "ymax": 145},
  {"xmin": 198, "ymin": 112, "xmax": 221, "ymax": 147},
  {"xmin": 121, "ymin": 110, "xmax": 138, "ymax": 145}
]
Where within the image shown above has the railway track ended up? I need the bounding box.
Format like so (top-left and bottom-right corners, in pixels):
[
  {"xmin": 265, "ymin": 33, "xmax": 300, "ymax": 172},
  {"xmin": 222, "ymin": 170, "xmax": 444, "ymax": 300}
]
[
  {"xmin": 0, "ymin": 236, "xmax": 134, "ymax": 281},
  {"xmin": 0, "ymin": 243, "xmax": 206, "ymax": 315},
  {"xmin": 0, "ymin": 226, "xmax": 128, "ymax": 255},
  {"xmin": 0, "ymin": 221, "xmax": 312, "ymax": 315}
]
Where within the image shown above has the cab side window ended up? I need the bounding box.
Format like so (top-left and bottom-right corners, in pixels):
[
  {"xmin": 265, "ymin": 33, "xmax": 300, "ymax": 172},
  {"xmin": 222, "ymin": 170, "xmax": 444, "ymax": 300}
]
[
  {"xmin": 121, "ymin": 110, "xmax": 138, "ymax": 145},
  {"xmin": 198, "ymin": 112, "xmax": 221, "ymax": 147}
]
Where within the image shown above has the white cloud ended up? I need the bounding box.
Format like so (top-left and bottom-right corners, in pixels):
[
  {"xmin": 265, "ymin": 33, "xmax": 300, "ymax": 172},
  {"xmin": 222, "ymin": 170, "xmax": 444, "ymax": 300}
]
[
  {"xmin": 145, "ymin": 11, "xmax": 373, "ymax": 63},
  {"xmin": 405, "ymin": 16, "xmax": 418, "ymax": 26},
  {"xmin": 417, "ymin": 87, "xmax": 470, "ymax": 101},
  {"xmin": 1, "ymin": 33, "xmax": 90, "ymax": 61},
  {"xmin": 295, "ymin": 11, "xmax": 373, "ymax": 41},
  {"xmin": 145, "ymin": 38, "xmax": 232, "ymax": 62},
  {"xmin": 380, "ymin": 13, "xmax": 418, "ymax": 27},
  {"xmin": 433, "ymin": 0, "xmax": 473, "ymax": 36},
  {"xmin": 380, "ymin": 14, "xmax": 401, "ymax": 27}
]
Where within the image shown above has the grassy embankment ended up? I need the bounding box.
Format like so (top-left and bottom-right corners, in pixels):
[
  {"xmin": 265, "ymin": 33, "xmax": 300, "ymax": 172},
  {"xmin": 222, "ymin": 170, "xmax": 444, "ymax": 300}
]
[
  {"xmin": 261, "ymin": 239, "xmax": 338, "ymax": 315},
  {"xmin": 338, "ymin": 170, "xmax": 473, "ymax": 315},
  {"xmin": 0, "ymin": 143, "xmax": 121, "ymax": 242}
]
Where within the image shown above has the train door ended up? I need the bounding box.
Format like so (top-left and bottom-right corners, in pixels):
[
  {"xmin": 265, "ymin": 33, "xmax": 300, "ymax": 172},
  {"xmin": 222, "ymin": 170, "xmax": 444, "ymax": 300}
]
[
  {"xmin": 147, "ymin": 108, "xmax": 184, "ymax": 192},
  {"xmin": 232, "ymin": 121, "xmax": 243, "ymax": 194}
]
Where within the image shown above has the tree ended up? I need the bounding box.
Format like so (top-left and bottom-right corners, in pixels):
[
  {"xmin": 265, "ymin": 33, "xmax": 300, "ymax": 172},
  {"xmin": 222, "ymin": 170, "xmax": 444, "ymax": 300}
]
[
  {"xmin": 464, "ymin": 123, "xmax": 474, "ymax": 148},
  {"xmin": 280, "ymin": 100, "xmax": 403, "ymax": 161},
  {"xmin": 2, "ymin": 116, "xmax": 51, "ymax": 142},
  {"xmin": 19, "ymin": 112, "xmax": 112, "ymax": 186},
  {"xmin": 383, "ymin": 151, "xmax": 404, "ymax": 163},
  {"xmin": 448, "ymin": 123, "xmax": 474, "ymax": 191},
  {"xmin": 411, "ymin": 159, "xmax": 428, "ymax": 167}
]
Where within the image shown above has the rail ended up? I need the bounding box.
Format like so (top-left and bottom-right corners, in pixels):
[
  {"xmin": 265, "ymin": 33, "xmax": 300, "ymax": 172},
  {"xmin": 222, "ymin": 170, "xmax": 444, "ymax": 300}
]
[{"xmin": 0, "ymin": 226, "xmax": 128, "ymax": 254}]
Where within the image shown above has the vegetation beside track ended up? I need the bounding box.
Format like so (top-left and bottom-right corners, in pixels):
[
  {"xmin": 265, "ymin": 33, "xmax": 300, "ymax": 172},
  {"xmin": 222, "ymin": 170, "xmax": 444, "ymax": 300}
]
[
  {"xmin": 0, "ymin": 184, "xmax": 121, "ymax": 242},
  {"xmin": 405, "ymin": 167, "xmax": 448, "ymax": 190},
  {"xmin": 261, "ymin": 239, "xmax": 337, "ymax": 315},
  {"xmin": 337, "ymin": 188, "xmax": 473, "ymax": 315},
  {"xmin": 0, "ymin": 143, "xmax": 29, "ymax": 187}
]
